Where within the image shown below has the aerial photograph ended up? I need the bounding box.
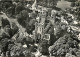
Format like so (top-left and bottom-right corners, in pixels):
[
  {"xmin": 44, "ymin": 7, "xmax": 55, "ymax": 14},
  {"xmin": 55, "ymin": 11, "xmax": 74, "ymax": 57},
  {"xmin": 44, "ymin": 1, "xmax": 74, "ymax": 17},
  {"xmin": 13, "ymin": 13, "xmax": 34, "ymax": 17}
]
[{"xmin": 0, "ymin": 0, "xmax": 80, "ymax": 57}]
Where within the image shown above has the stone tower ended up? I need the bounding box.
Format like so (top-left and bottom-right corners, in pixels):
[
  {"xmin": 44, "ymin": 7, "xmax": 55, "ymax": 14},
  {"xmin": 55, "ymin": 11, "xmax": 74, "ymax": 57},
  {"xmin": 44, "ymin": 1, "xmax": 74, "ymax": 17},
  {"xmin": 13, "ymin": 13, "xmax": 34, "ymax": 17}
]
[
  {"xmin": 34, "ymin": 9, "xmax": 51, "ymax": 43},
  {"xmin": 34, "ymin": 10, "xmax": 47, "ymax": 40}
]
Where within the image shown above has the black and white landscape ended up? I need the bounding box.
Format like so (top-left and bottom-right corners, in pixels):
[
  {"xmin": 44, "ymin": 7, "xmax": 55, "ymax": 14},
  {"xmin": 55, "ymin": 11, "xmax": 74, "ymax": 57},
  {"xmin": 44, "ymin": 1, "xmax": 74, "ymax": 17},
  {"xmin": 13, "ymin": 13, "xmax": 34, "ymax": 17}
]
[{"xmin": 0, "ymin": 0, "xmax": 80, "ymax": 57}]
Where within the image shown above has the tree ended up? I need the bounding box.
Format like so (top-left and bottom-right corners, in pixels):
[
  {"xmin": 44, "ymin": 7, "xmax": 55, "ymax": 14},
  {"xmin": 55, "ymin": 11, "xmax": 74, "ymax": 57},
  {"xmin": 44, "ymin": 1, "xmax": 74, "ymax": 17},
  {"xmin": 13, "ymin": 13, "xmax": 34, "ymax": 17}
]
[
  {"xmin": 0, "ymin": 38, "xmax": 10, "ymax": 56},
  {"xmin": 39, "ymin": 40, "xmax": 49, "ymax": 55},
  {"xmin": 2, "ymin": 1, "xmax": 12, "ymax": 12},
  {"xmin": 2, "ymin": 18, "xmax": 10, "ymax": 28},
  {"xmin": 26, "ymin": 19, "xmax": 35, "ymax": 34},
  {"xmin": 14, "ymin": 0, "xmax": 19, "ymax": 3},
  {"xmin": 65, "ymin": 0, "xmax": 77, "ymax": 2},
  {"xmin": 71, "ymin": 2, "xmax": 75, "ymax": 7},
  {"xmin": 1, "ymin": 19, "xmax": 19, "ymax": 39},
  {"xmin": 0, "ymin": 2, "xmax": 2, "ymax": 12},
  {"xmin": 17, "ymin": 10, "xmax": 35, "ymax": 34},
  {"xmin": 11, "ymin": 22, "xmax": 19, "ymax": 37},
  {"xmin": 6, "ymin": 4, "xmax": 16, "ymax": 17},
  {"xmin": 47, "ymin": 25, "xmax": 56, "ymax": 45},
  {"xmin": 17, "ymin": 10, "xmax": 29, "ymax": 27},
  {"xmin": 15, "ymin": 2, "xmax": 25, "ymax": 14},
  {"xmin": 48, "ymin": 34, "xmax": 78, "ymax": 56},
  {"xmin": 10, "ymin": 43, "xmax": 24, "ymax": 57}
]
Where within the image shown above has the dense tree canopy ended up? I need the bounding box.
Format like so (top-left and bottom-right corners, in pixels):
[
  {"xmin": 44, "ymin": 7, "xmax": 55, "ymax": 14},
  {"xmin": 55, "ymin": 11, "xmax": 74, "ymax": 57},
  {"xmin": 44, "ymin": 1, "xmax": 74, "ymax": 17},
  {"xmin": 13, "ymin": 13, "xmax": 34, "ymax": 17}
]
[
  {"xmin": 17, "ymin": 10, "xmax": 29, "ymax": 27},
  {"xmin": 39, "ymin": 40, "xmax": 49, "ymax": 55},
  {"xmin": 17, "ymin": 10, "xmax": 36, "ymax": 34},
  {"xmin": 15, "ymin": 2, "xmax": 25, "ymax": 14},
  {"xmin": 65, "ymin": 0, "xmax": 78, "ymax": 2},
  {"xmin": 49, "ymin": 34, "xmax": 79, "ymax": 56},
  {"xmin": 2, "ymin": 18, "xmax": 10, "ymax": 28}
]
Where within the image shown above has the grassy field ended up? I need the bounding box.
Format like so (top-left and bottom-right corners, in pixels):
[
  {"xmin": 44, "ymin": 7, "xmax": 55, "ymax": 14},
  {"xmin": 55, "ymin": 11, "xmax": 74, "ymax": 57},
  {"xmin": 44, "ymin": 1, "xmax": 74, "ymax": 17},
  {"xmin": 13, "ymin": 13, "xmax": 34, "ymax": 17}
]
[{"xmin": 56, "ymin": 0, "xmax": 71, "ymax": 10}]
